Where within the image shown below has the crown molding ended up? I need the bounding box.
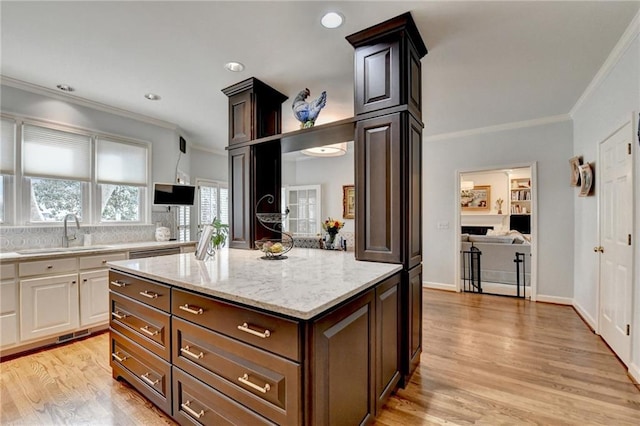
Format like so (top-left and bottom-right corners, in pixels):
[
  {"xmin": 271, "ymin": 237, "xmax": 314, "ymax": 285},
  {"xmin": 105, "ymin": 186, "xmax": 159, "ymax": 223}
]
[
  {"xmin": 570, "ymin": 8, "xmax": 640, "ymax": 117},
  {"xmin": 0, "ymin": 75, "xmax": 179, "ymax": 131},
  {"xmin": 190, "ymin": 143, "xmax": 227, "ymax": 157},
  {"xmin": 425, "ymin": 114, "xmax": 571, "ymax": 143}
]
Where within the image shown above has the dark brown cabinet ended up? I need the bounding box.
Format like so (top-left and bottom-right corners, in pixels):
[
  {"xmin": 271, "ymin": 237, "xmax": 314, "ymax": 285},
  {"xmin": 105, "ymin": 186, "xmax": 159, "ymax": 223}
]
[
  {"xmin": 223, "ymin": 79, "xmax": 286, "ymax": 249},
  {"xmin": 375, "ymin": 273, "xmax": 401, "ymax": 413},
  {"xmin": 348, "ymin": 12, "xmax": 427, "ymax": 386},
  {"xmin": 312, "ymin": 290, "xmax": 375, "ymax": 426}
]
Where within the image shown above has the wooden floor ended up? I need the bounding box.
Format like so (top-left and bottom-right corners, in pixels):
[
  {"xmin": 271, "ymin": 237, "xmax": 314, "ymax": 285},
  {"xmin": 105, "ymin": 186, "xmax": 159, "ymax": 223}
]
[{"xmin": 1, "ymin": 289, "xmax": 639, "ymax": 425}]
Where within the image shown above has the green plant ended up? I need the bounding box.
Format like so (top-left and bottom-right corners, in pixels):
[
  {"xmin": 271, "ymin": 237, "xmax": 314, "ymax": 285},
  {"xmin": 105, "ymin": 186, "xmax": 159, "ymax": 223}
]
[{"xmin": 210, "ymin": 217, "xmax": 229, "ymax": 250}]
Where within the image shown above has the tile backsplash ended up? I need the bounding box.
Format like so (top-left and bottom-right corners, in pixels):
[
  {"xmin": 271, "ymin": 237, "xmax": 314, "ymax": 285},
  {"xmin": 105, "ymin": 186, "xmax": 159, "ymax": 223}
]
[{"xmin": 0, "ymin": 211, "xmax": 176, "ymax": 252}]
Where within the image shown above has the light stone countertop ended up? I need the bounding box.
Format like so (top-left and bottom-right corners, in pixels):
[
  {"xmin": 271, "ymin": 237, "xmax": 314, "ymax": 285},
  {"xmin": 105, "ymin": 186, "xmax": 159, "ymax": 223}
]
[
  {"xmin": 108, "ymin": 248, "xmax": 403, "ymax": 320},
  {"xmin": 0, "ymin": 240, "xmax": 196, "ymax": 262}
]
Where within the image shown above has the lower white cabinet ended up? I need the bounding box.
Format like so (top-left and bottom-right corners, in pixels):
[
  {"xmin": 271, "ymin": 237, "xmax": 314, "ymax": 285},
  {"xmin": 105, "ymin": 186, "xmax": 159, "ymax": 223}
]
[
  {"xmin": 20, "ymin": 273, "xmax": 79, "ymax": 342},
  {"xmin": 1, "ymin": 279, "xmax": 18, "ymax": 348},
  {"xmin": 79, "ymin": 269, "xmax": 110, "ymax": 327}
]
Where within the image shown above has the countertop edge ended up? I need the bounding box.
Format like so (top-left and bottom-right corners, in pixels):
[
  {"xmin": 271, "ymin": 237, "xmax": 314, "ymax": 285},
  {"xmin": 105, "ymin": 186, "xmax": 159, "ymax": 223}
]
[{"xmin": 109, "ymin": 262, "xmax": 403, "ymax": 320}]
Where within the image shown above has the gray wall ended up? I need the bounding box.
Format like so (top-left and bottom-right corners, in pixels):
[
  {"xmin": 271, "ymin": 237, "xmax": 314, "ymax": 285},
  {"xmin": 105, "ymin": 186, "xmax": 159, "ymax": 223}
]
[
  {"xmin": 423, "ymin": 120, "xmax": 575, "ymax": 299},
  {"xmin": 571, "ymin": 33, "xmax": 640, "ymax": 376}
]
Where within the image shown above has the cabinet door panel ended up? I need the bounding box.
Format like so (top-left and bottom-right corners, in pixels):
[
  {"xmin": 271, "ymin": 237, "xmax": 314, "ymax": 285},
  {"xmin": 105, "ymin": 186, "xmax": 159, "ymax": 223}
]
[
  {"xmin": 376, "ymin": 274, "xmax": 400, "ymax": 412},
  {"xmin": 80, "ymin": 270, "xmax": 109, "ymax": 327},
  {"xmin": 20, "ymin": 273, "xmax": 79, "ymax": 341},
  {"xmin": 356, "ymin": 113, "xmax": 401, "ymax": 263},
  {"xmin": 0, "ymin": 313, "xmax": 17, "ymax": 347},
  {"xmin": 354, "ymin": 41, "xmax": 400, "ymax": 115},
  {"xmin": 313, "ymin": 290, "xmax": 375, "ymax": 426},
  {"xmin": 406, "ymin": 115, "xmax": 423, "ymax": 269},
  {"xmin": 229, "ymin": 91, "xmax": 253, "ymax": 144},
  {"xmin": 229, "ymin": 147, "xmax": 252, "ymax": 249}
]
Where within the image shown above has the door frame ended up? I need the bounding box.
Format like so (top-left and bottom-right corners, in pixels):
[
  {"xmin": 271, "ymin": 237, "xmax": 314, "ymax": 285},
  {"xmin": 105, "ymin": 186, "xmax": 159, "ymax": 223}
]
[
  {"xmin": 595, "ymin": 112, "xmax": 636, "ymax": 337},
  {"xmin": 454, "ymin": 162, "xmax": 538, "ymax": 300}
]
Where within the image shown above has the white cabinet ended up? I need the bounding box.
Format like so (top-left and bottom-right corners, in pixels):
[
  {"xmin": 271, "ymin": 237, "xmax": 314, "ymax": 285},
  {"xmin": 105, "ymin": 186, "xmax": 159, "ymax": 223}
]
[
  {"xmin": 1, "ymin": 263, "xmax": 18, "ymax": 348},
  {"xmin": 20, "ymin": 273, "xmax": 79, "ymax": 342},
  {"xmin": 79, "ymin": 270, "xmax": 110, "ymax": 327}
]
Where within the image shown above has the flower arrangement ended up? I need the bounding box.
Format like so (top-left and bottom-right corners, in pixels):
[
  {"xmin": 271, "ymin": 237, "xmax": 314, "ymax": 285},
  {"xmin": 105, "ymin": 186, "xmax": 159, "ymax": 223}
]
[{"xmin": 322, "ymin": 217, "xmax": 344, "ymax": 235}]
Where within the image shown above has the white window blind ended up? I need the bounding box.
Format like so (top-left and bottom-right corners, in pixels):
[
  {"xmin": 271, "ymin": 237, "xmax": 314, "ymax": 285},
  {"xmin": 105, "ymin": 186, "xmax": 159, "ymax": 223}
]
[
  {"xmin": 97, "ymin": 138, "xmax": 147, "ymax": 186},
  {"xmin": 23, "ymin": 124, "xmax": 91, "ymax": 180},
  {"xmin": 197, "ymin": 180, "xmax": 228, "ymax": 227},
  {"xmin": 1, "ymin": 118, "xmax": 15, "ymax": 174}
]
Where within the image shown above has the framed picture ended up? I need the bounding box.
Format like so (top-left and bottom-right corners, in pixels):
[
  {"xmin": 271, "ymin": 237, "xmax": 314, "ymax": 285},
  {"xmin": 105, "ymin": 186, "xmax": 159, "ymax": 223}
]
[
  {"xmin": 461, "ymin": 185, "xmax": 491, "ymax": 210},
  {"xmin": 569, "ymin": 156, "xmax": 582, "ymax": 187},
  {"xmin": 342, "ymin": 185, "xmax": 355, "ymax": 219},
  {"xmin": 578, "ymin": 163, "xmax": 593, "ymax": 197}
]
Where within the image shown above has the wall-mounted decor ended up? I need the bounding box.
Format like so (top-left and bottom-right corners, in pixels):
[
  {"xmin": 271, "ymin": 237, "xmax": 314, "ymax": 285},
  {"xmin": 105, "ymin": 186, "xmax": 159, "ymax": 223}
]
[
  {"xmin": 461, "ymin": 185, "xmax": 491, "ymax": 211},
  {"xmin": 343, "ymin": 185, "xmax": 355, "ymax": 219},
  {"xmin": 578, "ymin": 163, "xmax": 593, "ymax": 197},
  {"xmin": 569, "ymin": 156, "xmax": 582, "ymax": 187}
]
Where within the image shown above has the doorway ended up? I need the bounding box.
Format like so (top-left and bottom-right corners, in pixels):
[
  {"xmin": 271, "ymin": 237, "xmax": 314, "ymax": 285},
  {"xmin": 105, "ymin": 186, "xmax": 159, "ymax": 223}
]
[{"xmin": 455, "ymin": 164, "xmax": 538, "ymax": 299}]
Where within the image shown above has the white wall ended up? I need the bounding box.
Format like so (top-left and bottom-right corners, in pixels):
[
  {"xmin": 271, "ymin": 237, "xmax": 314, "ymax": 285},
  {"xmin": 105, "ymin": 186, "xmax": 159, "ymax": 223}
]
[
  {"xmin": 190, "ymin": 147, "xmax": 227, "ymax": 182},
  {"xmin": 0, "ymin": 84, "xmax": 185, "ymax": 184},
  {"xmin": 423, "ymin": 120, "xmax": 574, "ymax": 299},
  {"xmin": 572, "ymin": 27, "xmax": 640, "ymax": 377}
]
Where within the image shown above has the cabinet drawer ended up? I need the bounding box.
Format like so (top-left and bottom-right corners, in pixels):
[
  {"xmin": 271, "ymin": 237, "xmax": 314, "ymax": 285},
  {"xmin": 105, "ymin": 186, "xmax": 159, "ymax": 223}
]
[
  {"xmin": 110, "ymin": 292, "xmax": 170, "ymax": 361},
  {"xmin": 173, "ymin": 317, "xmax": 301, "ymax": 426},
  {"xmin": 19, "ymin": 258, "xmax": 77, "ymax": 277},
  {"xmin": 1, "ymin": 263, "xmax": 16, "ymax": 280},
  {"xmin": 111, "ymin": 330, "xmax": 171, "ymax": 415},
  {"xmin": 109, "ymin": 271, "xmax": 170, "ymax": 312},
  {"xmin": 79, "ymin": 252, "xmax": 126, "ymax": 270},
  {"xmin": 173, "ymin": 366, "xmax": 275, "ymax": 426},
  {"xmin": 1, "ymin": 280, "xmax": 17, "ymax": 314},
  {"xmin": 172, "ymin": 289, "xmax": 300, "ymax": 361}
]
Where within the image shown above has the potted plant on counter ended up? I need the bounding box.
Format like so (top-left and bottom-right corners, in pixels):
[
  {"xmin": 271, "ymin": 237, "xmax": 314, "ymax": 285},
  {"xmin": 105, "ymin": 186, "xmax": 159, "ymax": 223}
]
[{"xmin": 208, "ymin": 217, "xmax": 229, "ymax": 256}]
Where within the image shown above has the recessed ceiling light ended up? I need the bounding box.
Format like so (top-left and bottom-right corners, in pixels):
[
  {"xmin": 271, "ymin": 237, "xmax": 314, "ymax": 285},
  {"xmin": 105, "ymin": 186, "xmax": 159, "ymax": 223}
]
[
  {"xmin": 56, "ymin": 84, "xmax": 74, "ymax": 92},
  {"xmin": 225, "ymin": 62, "xmax": 245, "ymax": 72},
  {"xmin": 301, "ymin": 142, "xmax": 348, "ymax": 157},
  {"xmin": 321, "ymin": 12, "xmax": 344, "ymax": 29},
  {"xmin": 144, "ymin": 93, "xmax": 161, "ymax": 101}
]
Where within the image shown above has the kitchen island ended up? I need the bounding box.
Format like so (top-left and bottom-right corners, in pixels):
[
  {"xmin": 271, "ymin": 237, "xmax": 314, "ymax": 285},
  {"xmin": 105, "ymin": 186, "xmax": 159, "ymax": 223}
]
[{"xmin": 108, "ymin": 248, "xmax": 403, "ymax": 425}]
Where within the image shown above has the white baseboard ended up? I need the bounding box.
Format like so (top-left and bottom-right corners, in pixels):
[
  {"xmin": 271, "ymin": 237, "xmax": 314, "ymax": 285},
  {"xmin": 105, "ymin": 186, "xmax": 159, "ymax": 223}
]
[
  {"xmin": 535, "ymin": 294, "xmax": 573, "ymax": 305},
  {"xmin": 477, "ymin": 282, "xmax": 531, "ymax": 298},
  {"xmin": 572, "ymin": 300, "xmax": 597, "ymax": 332},
  {"xmin": 423, "ymin": 281, "xmax": 457, "ymax": 292},
  {"xmin": 628, "ymin": 362, "xmax": 640, "ymax": 384}
]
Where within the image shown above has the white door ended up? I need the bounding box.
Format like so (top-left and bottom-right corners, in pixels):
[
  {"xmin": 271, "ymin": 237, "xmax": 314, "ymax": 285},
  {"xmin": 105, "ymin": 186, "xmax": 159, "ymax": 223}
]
[
  {"xmin": 598, "ymin": 120, "xmax": 634, "ymax": 365},
  {"xmin": 20, "ymin": 273, "xmax": 79, "ymax": 341},
  {"xmin": 79, "ymin": 269, "xmax": 110, "ymax": 327}
]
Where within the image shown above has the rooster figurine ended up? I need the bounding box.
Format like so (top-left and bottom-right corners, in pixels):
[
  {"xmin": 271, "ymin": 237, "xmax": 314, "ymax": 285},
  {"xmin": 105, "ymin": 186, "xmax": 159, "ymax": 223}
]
[{"xmin": 292, "ymin": 88, "xmax": 327, "ymax": 129}]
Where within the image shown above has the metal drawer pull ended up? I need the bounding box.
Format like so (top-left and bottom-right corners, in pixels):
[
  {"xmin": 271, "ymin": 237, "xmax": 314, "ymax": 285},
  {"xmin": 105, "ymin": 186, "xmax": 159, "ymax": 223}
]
[
  {"xmin": 179, "ymin": 304, "xmax": 203, "ymax": 315},
  {"xmin": 139, "ymin": 325, "xmax": 159, "ymax": 336},
  {"xmin": 111, "ymin": 311, "xmax": 127, "ymax": 320},
  {"xmin": 140, "ymin": 372, "xmax": 159, "ymax": 387},
  {"xmin": 237, "ymin": 322, "xmax": 271, "ymax": 338},
  {"xmin": 102, "ymin": 260, "xmax": 107, "ymax": 264},
  {"xmin": 46, "ymin": 265, "xmax": 53, "ymax": 269},
  {"xmin": 139, "ymin": 290, "xmax": 159, "ymax": 299},
  {"xmin": 180, "ymin": 345, "xmax": 204, "ymax": 360},
  {"xmin": 112, "ymin": 352, "xmax": 127, "ymax": 363},
  {"xmin": 110, "ymin": 280, "xmax": 128, "ymax": 287},
  {"xmin": 238, "ymin": 373, "xmax": 271, "ymax": 393},
  {"xmin": 181, "ymin": 400, "xmax": 204, "ymax": 419}
]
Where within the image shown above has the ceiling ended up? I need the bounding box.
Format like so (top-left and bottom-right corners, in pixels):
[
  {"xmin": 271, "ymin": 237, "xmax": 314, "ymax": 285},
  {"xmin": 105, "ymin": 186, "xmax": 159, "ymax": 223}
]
[{"xmin": 2, "ymin": 1, "xmax": 639, "ymax": 152}]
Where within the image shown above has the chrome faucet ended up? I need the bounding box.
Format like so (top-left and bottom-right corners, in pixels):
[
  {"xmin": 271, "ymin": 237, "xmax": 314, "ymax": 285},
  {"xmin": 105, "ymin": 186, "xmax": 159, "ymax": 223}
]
[{"xmin": 62, "ymin": 213, "xmax": 80, "ymax": 247}]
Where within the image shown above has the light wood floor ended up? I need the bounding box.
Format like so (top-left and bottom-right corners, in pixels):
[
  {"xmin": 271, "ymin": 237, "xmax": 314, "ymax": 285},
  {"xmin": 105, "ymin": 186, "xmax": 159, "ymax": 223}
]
[{"xmin": 1, "ymin": 289, "xmax": 639, "ymax": 425}]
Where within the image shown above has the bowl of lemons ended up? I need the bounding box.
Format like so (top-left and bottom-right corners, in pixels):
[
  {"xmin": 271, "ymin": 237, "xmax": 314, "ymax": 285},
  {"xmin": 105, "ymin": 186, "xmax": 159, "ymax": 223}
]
[{"xmin": 255, "ymin": 239, "xmax": 291, "ymax": 260}]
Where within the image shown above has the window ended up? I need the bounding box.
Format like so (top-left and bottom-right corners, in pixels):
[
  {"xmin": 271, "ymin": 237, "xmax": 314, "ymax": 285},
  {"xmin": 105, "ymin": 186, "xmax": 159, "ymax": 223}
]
[
  {"xmin": 96, "ymin": 137, "xmax": 147, "ymax": 222},
  {"xmin": 23, "ymin": 124, "xmax": 91, "ymax": 222},
  {"xmin": 285, "ymin": 185, "xmax": 321, "ymax": 236},
  {"xmin": 197, "ymin": 179, "xmax": 229, "ymax": 244},
  {"xmin": 30, "ymin": 178, "xmax": 83, "ymax": 221},
  {"xmin": 0, "ymin": 118, "xmax": 15, "ymax": 223},
  {"xmin": 177, "ymin": 205, "xmax": 191, "ymax": 242}
]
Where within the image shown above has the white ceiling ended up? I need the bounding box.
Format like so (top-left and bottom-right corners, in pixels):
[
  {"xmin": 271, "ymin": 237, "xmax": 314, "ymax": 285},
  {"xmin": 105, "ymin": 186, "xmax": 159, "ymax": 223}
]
[{"xmin": 2, "ymin": 1, "xmax": 639, "ymax": 152}]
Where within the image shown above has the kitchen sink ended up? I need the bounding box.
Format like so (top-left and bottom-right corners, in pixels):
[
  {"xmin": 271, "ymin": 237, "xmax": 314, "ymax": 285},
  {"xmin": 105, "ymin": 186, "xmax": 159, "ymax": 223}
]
[{"xmin": 16, "ymin": 246, "xmax": 111, "ymax": 255}]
